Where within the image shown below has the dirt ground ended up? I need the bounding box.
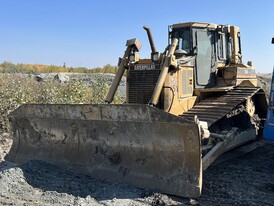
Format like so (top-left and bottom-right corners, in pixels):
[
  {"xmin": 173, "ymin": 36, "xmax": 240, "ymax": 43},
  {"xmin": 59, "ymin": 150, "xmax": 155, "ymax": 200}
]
[{"xmin": 0, "ymin": 133, "xmax": 274, "ymax": 206}]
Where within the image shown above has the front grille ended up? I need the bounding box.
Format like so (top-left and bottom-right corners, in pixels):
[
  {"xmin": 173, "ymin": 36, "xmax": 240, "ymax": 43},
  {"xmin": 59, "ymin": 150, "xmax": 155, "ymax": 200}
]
[{"xmin": 128, "ymin": 69, "xmax": 161, "ymax": 104}]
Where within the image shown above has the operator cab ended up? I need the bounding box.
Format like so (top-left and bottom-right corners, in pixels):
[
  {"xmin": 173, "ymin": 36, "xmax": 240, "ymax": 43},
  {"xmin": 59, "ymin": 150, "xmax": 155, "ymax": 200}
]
[{"xmin": 169, "ymin": 22, "xmax": 236, "ymax": 88}]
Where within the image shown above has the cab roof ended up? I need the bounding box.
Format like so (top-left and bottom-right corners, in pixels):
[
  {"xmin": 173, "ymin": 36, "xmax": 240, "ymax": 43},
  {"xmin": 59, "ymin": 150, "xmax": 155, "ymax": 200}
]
[{"xmin": 171, "ymin": 22, "xmax": 219, "ymax": 29}]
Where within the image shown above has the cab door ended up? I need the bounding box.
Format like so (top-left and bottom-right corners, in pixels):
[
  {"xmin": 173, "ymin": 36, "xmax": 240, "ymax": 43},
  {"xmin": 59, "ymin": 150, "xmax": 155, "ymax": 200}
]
[{"xmin": 194, "ymin": 29, "xmax": 216, "ymax": 88}]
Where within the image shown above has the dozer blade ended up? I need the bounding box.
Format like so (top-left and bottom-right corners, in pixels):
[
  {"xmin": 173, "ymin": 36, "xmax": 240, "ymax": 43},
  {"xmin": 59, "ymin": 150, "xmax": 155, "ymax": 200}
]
[{"xmin": 6, "ymin": 104, "xmax": 202, "ymax": 197}]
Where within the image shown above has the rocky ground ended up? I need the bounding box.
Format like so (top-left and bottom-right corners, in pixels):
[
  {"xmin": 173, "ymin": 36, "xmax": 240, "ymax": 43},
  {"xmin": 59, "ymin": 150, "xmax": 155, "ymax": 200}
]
[{"xmin": 0, "ymin": 133, "xmax": 274, "ymax": 206}]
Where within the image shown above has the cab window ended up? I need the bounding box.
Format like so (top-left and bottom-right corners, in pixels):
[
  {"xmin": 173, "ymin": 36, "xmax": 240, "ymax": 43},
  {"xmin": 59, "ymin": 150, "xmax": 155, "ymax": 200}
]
[{"xmin": 217, "ymin": 34, "xmax": 227, "ymax": 60}]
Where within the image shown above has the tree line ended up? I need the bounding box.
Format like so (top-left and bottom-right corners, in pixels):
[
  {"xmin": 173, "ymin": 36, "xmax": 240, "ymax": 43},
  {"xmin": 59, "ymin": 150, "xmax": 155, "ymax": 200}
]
[{"xmin": 0, "ymin": 61, "xmax": 118, "ymax": 74}]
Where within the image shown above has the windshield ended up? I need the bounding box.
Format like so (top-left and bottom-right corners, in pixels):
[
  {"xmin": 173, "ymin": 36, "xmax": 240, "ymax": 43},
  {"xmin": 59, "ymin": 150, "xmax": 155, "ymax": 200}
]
[{"xmin": 171, "ymin": 27, "xmax": 191, "ymax": 54}]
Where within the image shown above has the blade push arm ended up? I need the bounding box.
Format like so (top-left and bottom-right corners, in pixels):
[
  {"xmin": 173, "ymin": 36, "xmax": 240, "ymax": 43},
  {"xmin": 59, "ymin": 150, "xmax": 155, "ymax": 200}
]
[
  {"xmin": 105, "ymin": 39, "xmax": 141, "ymax": 103},
  {"xmin": 149, "ymin": 38, "xmax": 178, "ymax": 106}
]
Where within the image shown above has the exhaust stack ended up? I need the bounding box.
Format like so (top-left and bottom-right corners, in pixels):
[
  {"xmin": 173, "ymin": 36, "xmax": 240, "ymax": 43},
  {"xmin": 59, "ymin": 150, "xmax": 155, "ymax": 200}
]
[{"xmin": 143, "ymin": 25, "xmax": 157, "ymax": 53}]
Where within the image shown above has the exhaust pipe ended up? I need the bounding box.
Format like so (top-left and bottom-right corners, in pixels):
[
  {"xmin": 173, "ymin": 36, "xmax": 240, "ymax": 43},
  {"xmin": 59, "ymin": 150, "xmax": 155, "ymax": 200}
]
[{"xmin": 143, "ymin": 25, "xmax": 157, "ymax": 53}]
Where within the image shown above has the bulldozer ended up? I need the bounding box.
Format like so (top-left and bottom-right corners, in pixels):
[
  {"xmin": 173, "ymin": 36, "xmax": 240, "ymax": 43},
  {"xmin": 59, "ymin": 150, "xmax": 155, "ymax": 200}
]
[{"xmin": 6, "ymin": 22, "xmax": 268, "ymax": 198}]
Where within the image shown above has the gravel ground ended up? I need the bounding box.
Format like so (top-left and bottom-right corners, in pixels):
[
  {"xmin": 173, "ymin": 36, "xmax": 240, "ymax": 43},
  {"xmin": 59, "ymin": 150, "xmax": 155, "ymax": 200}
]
[
  {"xmin": 199, "ymin": 142, "xmax": 274, "ymax": 205},
  {"xmin": 0, "ymin": 133, "xmax": 274, "ymax": 206}
]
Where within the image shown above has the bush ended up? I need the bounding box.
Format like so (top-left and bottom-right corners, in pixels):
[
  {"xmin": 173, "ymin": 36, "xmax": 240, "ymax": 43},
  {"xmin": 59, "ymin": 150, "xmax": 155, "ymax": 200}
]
[
  {"xmin": 0, "ymin": 74, "xmax": 124, "ymax": 132},
  {"xmin": 91, "ymin": 75, "xmax": 124, "ymax": 104}
]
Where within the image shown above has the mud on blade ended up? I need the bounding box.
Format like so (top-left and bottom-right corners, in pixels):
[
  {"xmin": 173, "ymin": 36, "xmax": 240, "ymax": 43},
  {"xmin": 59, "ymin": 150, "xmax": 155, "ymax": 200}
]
[{"xmin": 6, "ymin": 104, "xmax": 202, "ymax": 197}]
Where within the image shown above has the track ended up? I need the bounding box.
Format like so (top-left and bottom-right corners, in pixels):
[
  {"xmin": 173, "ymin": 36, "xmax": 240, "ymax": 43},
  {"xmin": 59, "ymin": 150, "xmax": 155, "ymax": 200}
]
[{"xmin": 181, "ymin": 86, "xmax": 263, "ymax": 126}]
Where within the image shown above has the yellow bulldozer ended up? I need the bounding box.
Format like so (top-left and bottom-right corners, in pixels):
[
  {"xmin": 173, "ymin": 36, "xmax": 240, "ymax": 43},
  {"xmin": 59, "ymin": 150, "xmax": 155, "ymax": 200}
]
[{"xmin": 6, "ymin": 22, "xmax": 268, "ymax": 198}]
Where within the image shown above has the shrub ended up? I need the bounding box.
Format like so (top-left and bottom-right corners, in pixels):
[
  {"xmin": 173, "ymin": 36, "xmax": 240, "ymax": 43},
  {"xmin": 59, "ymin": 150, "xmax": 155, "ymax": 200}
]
[
  {"xmin": 91, "ymin": 75, "xmax": 124, "ymax": 104},
  {"xmin": 0, "ymin": 74, "xmax": 124, "ymax": 132}
]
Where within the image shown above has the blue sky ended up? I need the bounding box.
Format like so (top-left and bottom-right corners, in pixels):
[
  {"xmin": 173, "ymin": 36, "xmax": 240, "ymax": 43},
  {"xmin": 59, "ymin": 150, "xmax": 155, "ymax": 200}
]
[{"xmin": 0, "ymin": 0, "xmax": 273, "ymax": 72}]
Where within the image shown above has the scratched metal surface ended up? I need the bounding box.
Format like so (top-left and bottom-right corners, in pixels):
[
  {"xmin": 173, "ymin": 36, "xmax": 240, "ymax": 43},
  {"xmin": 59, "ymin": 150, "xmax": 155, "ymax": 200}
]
[{"xmin": 6, "ymin": 104, "xmax": 202, "ymax": 197}]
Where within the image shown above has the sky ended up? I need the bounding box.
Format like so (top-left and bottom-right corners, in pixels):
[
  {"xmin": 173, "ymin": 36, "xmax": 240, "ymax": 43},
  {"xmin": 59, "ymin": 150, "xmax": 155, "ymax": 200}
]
[{"xmin": 0, "ymin": 0, "xmax": 273, "ymax": 72}]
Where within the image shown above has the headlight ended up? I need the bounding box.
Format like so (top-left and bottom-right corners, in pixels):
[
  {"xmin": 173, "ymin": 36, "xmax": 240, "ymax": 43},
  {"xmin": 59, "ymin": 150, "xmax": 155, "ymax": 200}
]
[
  {"xmin": 129, "ymin": 53, "xmax": 139, "ymax": 63},
  {"xmin": 151, "ymin": 52, "xmax": 159, "ymax": 62},
  {"xmin": 129, "ymin": 54, "xmax": 135, "ymax": 62}
]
